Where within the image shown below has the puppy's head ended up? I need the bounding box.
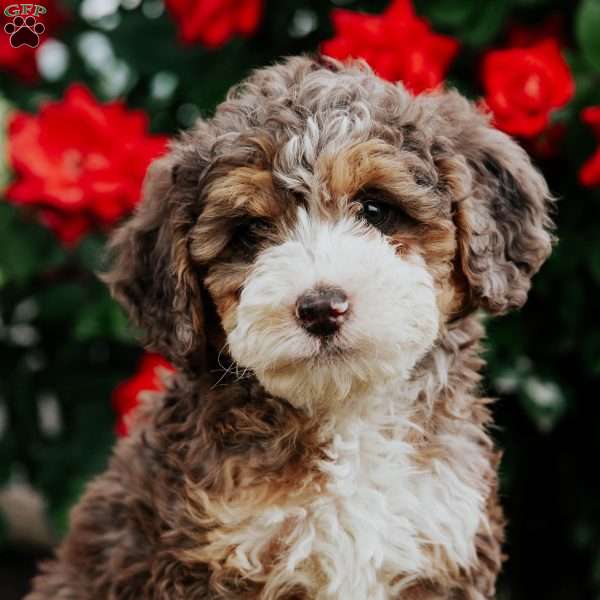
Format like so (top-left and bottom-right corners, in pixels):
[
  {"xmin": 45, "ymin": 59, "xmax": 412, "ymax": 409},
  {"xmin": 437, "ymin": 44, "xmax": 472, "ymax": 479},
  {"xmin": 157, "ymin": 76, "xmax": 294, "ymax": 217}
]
[{"xmin": 105, "ymin": 57, "xmax": 553, "ymax": 411}]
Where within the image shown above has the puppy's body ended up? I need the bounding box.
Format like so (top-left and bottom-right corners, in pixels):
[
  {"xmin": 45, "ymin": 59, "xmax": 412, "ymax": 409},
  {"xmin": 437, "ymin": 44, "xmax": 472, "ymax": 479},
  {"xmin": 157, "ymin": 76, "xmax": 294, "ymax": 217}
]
[
  {"xmin": 28, "ymin": 57, "xmax": 552, "ymax": 599},
  {"xmin": 29, "ymin": 325, "xmax": 500, "ymax": 600}
]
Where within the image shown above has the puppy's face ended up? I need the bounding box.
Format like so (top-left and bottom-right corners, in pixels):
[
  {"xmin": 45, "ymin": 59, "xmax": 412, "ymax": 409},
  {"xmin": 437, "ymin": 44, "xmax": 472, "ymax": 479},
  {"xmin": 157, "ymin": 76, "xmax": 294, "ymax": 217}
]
[
  {"xmin": 192, "ymin": 140, "xmax": 456, "ymax": 407},
  {"xmin": 106, "ymin": 57, "xmax": 553, "ymax": 412}
]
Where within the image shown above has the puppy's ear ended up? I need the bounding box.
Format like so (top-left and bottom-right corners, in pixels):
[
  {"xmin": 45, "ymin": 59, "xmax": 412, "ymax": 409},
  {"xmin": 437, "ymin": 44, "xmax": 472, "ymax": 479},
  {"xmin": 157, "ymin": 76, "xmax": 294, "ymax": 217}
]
[
  {"xmin": 428, "ymin": 92, "xmax": 555, "ymax": 315},
  {"xmin": 102, "ymin": 153, "xmax": 206, "ymax": 372}
]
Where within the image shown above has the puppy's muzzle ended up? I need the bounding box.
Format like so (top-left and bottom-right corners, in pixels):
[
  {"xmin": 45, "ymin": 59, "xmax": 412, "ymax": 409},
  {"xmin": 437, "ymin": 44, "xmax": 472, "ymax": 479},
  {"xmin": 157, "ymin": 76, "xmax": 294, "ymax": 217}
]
[{"xmin": 295, "ymin": 287, "xmax": 349, "ymax": 337}]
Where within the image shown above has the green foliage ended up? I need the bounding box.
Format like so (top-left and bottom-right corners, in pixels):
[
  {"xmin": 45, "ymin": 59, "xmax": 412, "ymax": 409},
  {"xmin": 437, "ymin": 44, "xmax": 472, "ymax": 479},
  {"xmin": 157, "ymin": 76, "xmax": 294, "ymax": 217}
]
[
  {"xmin": 423, "ymin": 0, "xmax": 512, "ymax": 47},
  {"xmin": 0, "ymin": 203, "xmax": 137, "ymax": 544},
  {"xmin": 0, "ymin": 1, "xmax": 599, "ymax": 598},
  {"xmin": 577, "ymin": 0, "xmax": 600, "ymax": 71}
]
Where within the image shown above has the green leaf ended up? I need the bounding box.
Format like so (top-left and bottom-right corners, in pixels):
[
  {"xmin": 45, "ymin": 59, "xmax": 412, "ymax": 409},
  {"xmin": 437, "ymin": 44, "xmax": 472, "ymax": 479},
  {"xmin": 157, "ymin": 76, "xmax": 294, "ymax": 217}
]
[
  {"xmin": 460, "ymin": 1, "xmax": 511, "ymax": 47},
  {"xmin": 109, "ymin": 304, "xmax": 134, "ymax": 343},
  {"xmin": 0, "ymin": 204, "xmax": 67, "ymax": 288},
  {"xmin": 73, "ymin": 302, "xmax": 105, "ymax": 341},
  {"xmin": 75, "ymin": 236, "xmax": 107, "ymax": 273},
  {"xmin": 46, "ymin": 476, "xmax": 87, "ymax": 537},
  {"xmin": 74, "ymin": 295, "xmax": 134, "ymax": 343},
  {"xmin": 419, "ymin": 0, "xmax": 510, "ymax": 46},
  {"xmin": 0, "ymin": 207, "xmax": 42, "ymax": 286},
  {"xmin": 423, "ymin": 0, "xmax": 476, "ymax": 28},
  {"xmin": 577, "ymin": 0, "xmax": 600, "ymax": 71},
  {"xmin": 514, "ymin": 0, "xmax": 551, "ymax": 5},
  {"xmin": 36, "ymin": 283, "xmax": 87, "ymax": 322}
]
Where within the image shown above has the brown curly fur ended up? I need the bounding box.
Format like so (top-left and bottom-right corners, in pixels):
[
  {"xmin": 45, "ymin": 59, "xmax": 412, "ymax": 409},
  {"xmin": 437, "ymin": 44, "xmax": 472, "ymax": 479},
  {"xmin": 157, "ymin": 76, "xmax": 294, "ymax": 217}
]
[{"xmin": 26, "ymin": 56, "xmax": 553, "ymax": 600}]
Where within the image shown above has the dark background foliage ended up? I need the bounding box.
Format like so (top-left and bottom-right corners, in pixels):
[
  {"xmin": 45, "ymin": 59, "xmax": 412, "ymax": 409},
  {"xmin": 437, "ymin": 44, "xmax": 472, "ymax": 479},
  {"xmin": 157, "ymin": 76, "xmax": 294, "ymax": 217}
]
[{"xmin": 0, "ymin": 1, "xmax": 599, "ymax": 599}]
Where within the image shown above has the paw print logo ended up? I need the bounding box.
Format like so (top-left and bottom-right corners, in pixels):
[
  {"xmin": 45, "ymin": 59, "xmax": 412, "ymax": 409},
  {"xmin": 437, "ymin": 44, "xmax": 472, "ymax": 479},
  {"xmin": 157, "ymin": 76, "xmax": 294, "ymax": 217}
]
[{"xmin": 4, "ymin": 15, "xmax": 45, "ymax": 48}]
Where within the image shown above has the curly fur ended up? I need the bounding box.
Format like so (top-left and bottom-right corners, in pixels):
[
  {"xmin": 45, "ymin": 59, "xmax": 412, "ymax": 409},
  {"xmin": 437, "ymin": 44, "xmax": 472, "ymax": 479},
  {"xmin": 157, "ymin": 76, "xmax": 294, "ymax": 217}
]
[{"xmin": 27, "ymin": 56, "xmax": 553, "ymax": 600}]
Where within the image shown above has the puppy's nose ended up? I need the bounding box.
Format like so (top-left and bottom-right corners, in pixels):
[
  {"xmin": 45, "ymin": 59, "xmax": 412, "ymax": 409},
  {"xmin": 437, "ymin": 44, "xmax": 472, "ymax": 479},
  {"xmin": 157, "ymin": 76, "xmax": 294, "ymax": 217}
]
[{"xmin": 296, "ymin": 287, "xmax": 349, "ymax": 337}]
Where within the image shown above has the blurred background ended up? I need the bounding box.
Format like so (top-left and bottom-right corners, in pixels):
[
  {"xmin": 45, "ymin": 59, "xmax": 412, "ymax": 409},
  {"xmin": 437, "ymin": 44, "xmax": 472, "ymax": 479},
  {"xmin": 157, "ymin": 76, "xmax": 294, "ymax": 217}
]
[{"xmin": 0, "ymin": 0, "xmax": 599, "ymax": 598}]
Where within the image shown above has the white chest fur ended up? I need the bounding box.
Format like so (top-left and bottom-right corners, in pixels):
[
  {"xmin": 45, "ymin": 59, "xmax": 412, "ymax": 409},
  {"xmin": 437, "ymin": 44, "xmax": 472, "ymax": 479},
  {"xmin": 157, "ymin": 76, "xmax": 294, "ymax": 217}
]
[
  {"xmin": 198, "ymin": 397, "xmax": 490, "ymax": 600},
  {"xmin": 293, "ymin": 413, "xmax": 487, "ymax": 599}
]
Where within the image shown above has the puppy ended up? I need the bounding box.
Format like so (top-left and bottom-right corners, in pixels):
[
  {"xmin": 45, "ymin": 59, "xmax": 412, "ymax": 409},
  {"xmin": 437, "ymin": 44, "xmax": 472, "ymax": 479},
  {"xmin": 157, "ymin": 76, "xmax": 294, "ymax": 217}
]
[{"xmin": 27, "ymin": 56, "xmax": 553, "ymax": 600}]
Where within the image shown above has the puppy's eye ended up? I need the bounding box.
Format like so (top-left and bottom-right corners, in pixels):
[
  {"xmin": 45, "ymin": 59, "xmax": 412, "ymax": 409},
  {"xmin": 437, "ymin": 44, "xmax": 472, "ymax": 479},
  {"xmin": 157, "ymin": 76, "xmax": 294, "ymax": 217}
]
[
  {"xmin": 360, "ymin": 200, "xmax": 392, "ymax": 229},
  {"xmin": 233, "ymin": 218, "xmax": 271, "ymax": 252},
  {"xmin": 355, "ymin": 193, "xmax": 413, "ymax": 234}
]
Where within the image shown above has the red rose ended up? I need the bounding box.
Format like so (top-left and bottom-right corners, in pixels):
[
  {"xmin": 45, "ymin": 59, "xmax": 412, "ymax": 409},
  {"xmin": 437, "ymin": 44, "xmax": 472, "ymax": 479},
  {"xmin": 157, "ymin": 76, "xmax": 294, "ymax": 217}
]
[
  {"xmin": 481, "ymin": 40, "xmax": 574, "ymax": 138},
  {"xmin": 321, "ymin": 0, "xmax": 459, "ymax": 94},
  {"xmin": 0, "ymin": 0, "xmax": 68, "ymax": 82},
  {"xmin": 6, "ymin": 84, "xmax": 167, "ymax": 246},
  {"xmin": 165, "ymin": 0, "xmax": 263, "ymax": 48},
  {"xmin": 112, "ymin": 353, "xmax": 175, "ymax": 437},
  {"xmin": 580, "ymin": 107, "xmax": 600, "ymax": 188}
]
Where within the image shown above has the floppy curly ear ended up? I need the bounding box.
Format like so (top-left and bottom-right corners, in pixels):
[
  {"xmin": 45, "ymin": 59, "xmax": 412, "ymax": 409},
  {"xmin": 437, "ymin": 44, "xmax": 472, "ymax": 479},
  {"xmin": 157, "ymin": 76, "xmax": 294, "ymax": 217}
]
[
  {"xmin": 430, "ymin": 93, "xmax": 555, "ymax": 315},
  {"xmin": 102, "ymin": 153, "xmax": 206, "ymax": 372}
]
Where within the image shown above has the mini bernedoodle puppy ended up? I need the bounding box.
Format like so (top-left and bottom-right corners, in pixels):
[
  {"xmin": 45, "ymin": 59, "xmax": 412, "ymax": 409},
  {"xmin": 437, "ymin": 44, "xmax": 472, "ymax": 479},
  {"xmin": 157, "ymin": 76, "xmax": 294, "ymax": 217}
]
[{"xmin": 28, "ymin": 56, "xmax": 554, "ymax": 600}]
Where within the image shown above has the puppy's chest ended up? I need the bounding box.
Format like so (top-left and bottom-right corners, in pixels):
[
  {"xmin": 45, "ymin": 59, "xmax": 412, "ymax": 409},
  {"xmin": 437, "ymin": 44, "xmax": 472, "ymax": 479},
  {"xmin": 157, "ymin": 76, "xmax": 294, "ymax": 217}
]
[{"xmin": 203, "ymin": 417, "xmax": 488, "ymax": 599}]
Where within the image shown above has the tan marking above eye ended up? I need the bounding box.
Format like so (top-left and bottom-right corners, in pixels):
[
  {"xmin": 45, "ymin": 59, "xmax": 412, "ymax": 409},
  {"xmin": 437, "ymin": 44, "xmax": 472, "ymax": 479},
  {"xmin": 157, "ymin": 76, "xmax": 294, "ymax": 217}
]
[
  {"xmin": 204, "ymin": 166, "xmax": 281, "ymax": 219},
  {"xmin": 315, "ymin": 139, "xmax": 447, "ymax": 222},
  {"xmin": 190, "ymin": 166, "xmax": 283, "ymax": 263}
]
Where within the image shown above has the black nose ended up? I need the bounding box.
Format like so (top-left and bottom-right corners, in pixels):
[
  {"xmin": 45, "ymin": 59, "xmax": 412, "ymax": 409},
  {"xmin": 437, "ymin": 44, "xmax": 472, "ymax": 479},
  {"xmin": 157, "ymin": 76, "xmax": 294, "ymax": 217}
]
[{"xmin": 296, "ymin": 287, "xmax": 349, "ymax": 337}]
